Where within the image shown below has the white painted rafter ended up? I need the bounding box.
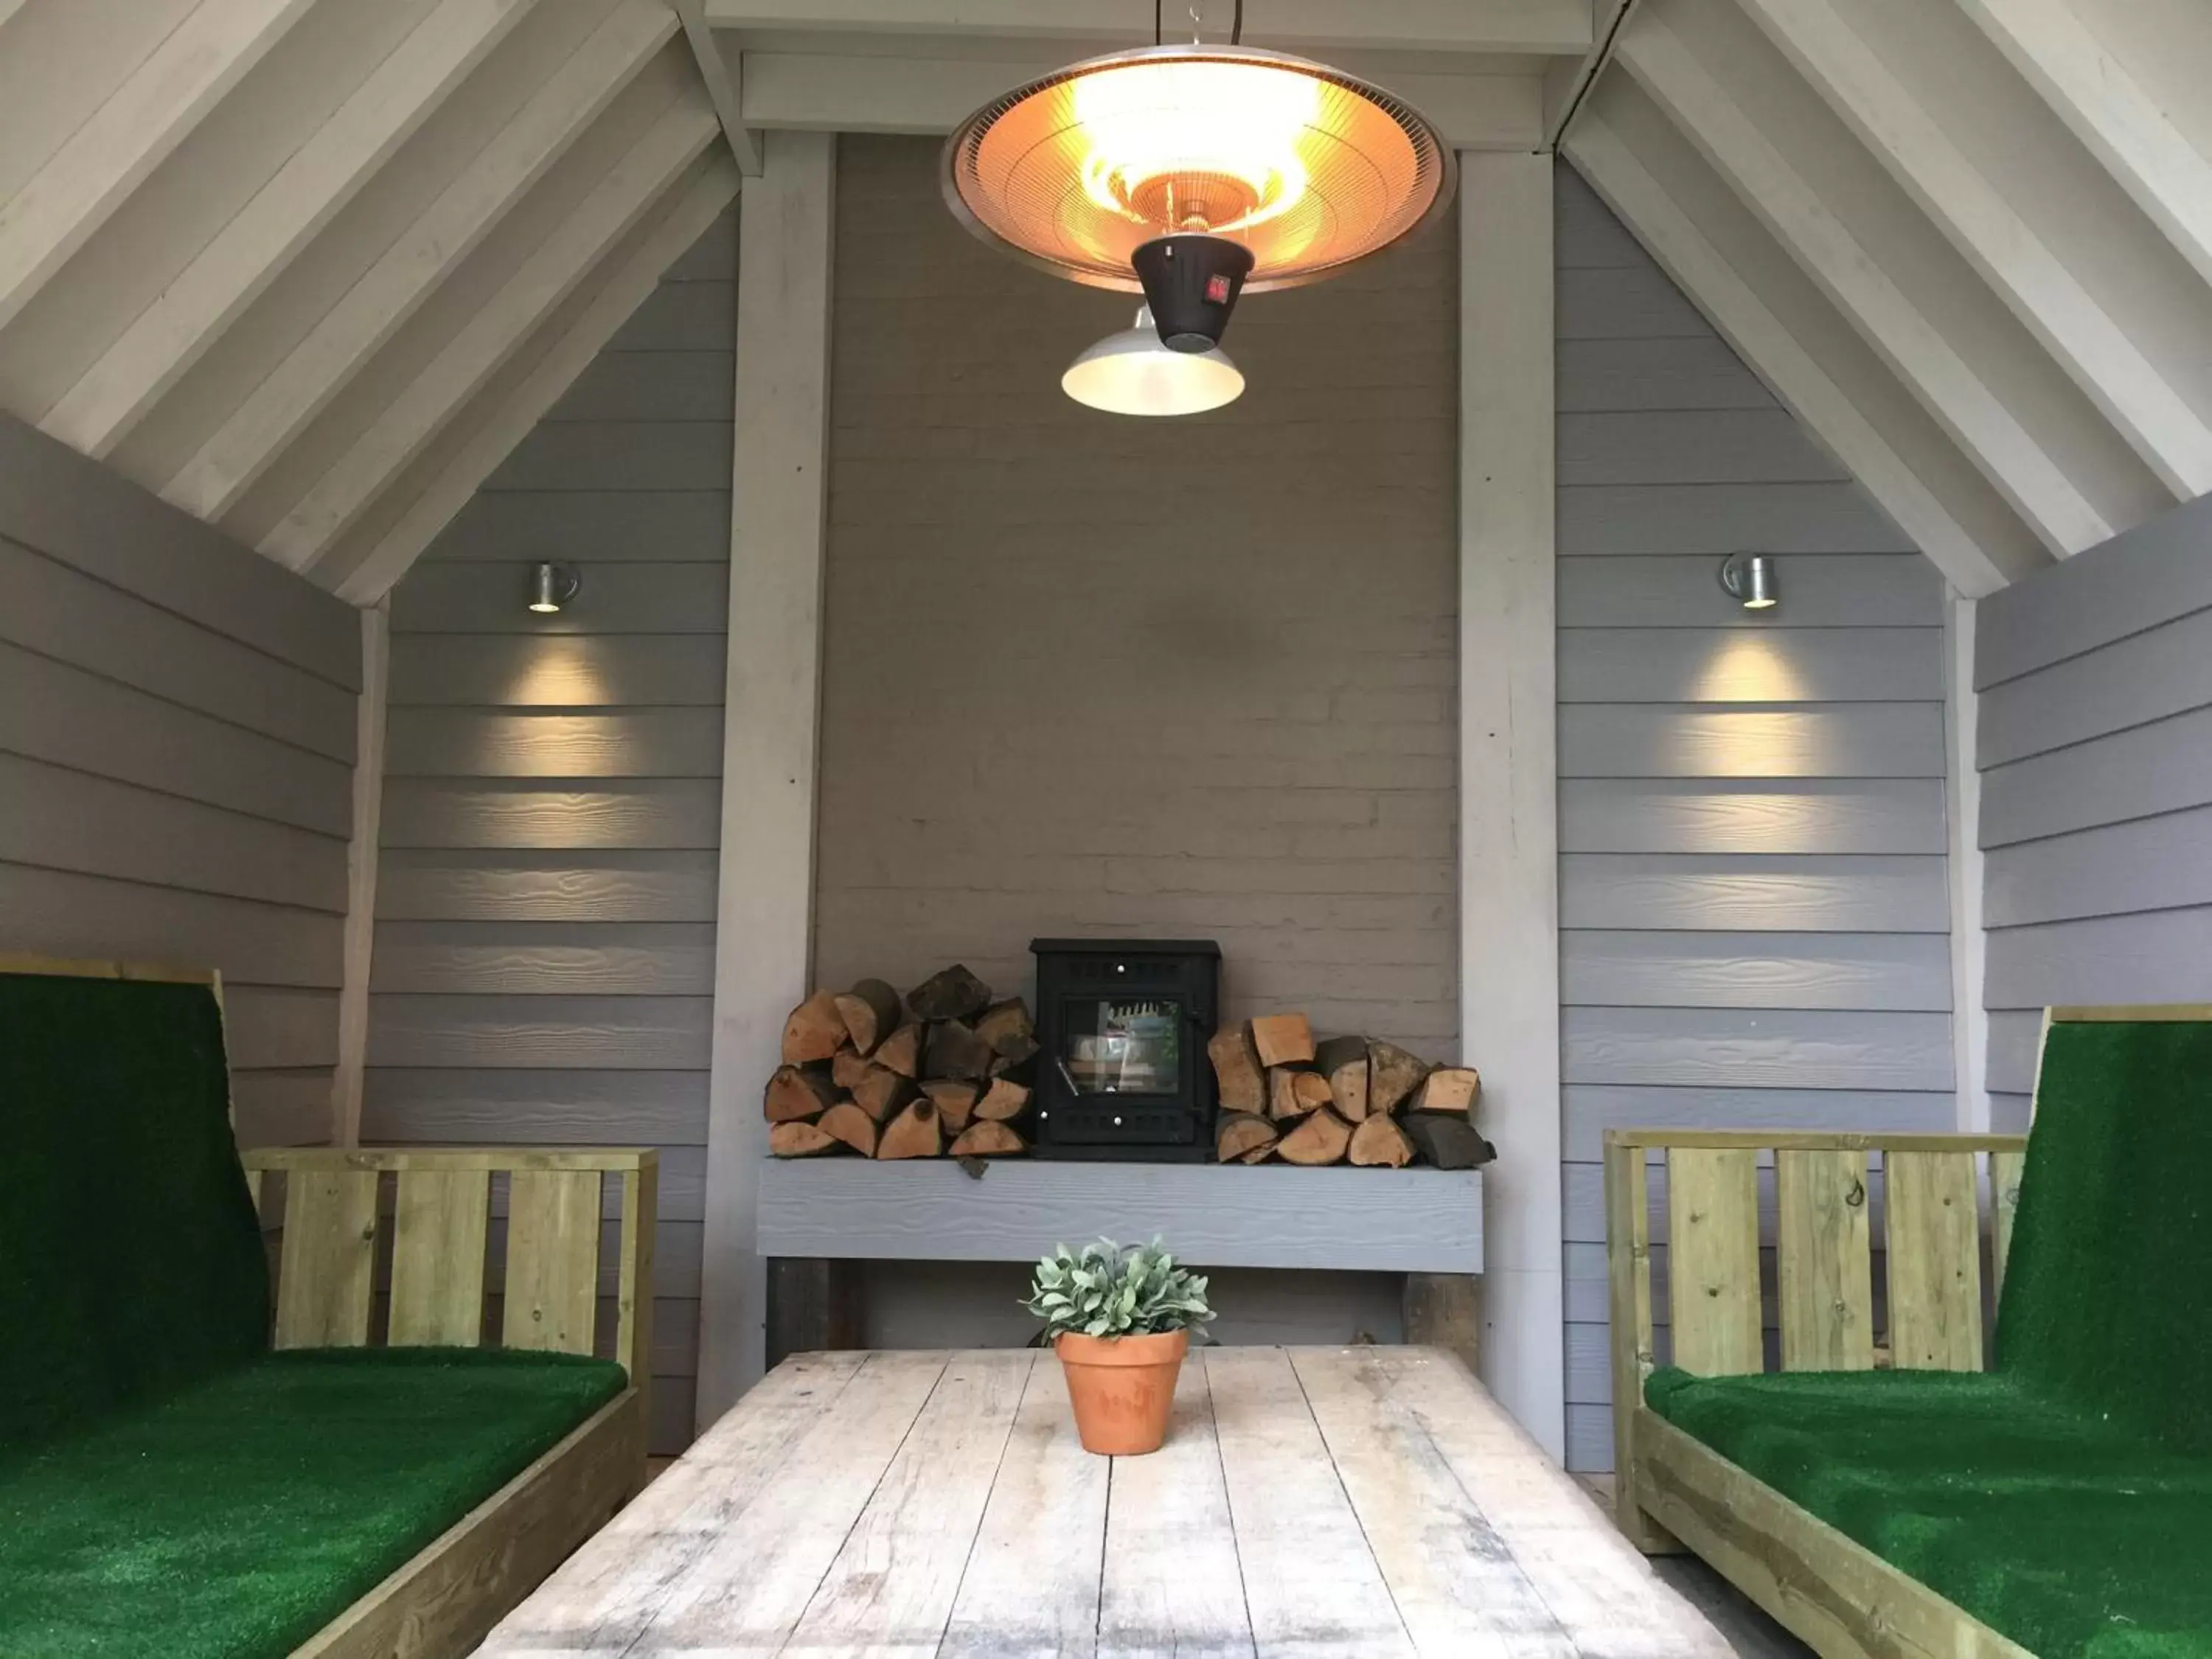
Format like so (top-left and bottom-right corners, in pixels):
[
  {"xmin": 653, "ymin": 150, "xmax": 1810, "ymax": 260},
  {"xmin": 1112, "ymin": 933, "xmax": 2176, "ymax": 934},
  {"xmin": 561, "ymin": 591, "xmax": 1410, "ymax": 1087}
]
[
  {"xmin": 0, "ymin": 0, "xmax": 318, "ymax": 333},
  {"xmin": 41, "ymin": 0, "xmax": 530, "ymax": 459},
  {"xmin": 1735, "ymin": 0, "xmax": 2212, "ymax": 503},
  {"xmin": 161, "ymin": 0, "xmax": 681, "ymax": 524},
  {"xmin": 1958, "ymin": 0, "xmax": 2212, "ymax": 291},
  {"xmin": 1617, "ymin": 13, "xmax": 2112, "ymax": 560},
  {"xmin": 271, "ymin": 97, "xmax": 720, "ymax": 574},
  {"xmin": 332, "ymin": 153, "xmax": 742, "ymax": 605},
  {"xmin": 675, "ymin": 0, "xmax": 761, "ymax": 175}
]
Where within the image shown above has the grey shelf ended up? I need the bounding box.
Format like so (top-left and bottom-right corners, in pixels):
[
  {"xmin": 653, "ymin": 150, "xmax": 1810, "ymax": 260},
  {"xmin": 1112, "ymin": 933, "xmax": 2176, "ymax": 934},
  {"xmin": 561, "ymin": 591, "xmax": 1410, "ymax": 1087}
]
[{"xmin": 755, "ymin": 1158, "xmax": 1482, "ymax": 1273}]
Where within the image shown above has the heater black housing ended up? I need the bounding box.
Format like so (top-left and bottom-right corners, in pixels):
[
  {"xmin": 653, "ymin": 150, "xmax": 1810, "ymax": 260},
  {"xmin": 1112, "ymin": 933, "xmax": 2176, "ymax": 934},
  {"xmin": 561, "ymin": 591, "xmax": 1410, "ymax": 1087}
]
[
  {"xmin": 1030, "ymin": 938, "xmax": 1220, "ymax": 1161},
  {"xmin": 1131, "ymin": 235, "xmax": 1253, "ymax": 351}
]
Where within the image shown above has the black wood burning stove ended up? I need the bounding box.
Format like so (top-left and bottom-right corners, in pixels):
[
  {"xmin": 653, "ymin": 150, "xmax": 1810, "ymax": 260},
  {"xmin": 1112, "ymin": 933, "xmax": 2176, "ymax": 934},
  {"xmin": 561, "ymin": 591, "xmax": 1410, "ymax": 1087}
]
[{"xmin": 1030, "ymin": 939, "xmax": 1220, "ymax": 1161}]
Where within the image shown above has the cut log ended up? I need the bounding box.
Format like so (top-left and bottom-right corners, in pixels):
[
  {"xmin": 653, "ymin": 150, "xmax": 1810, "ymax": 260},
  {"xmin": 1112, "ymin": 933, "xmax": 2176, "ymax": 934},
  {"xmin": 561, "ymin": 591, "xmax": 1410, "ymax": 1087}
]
[
  {"xmin": 907, "ymin": 964, "xmax": 991, "ymax": 1022},
  {"xmin": 831, "ymin": 1049, "xmax": 872, "ymax": 1092},
  {"xmin": 949, "ymin": 1120, "xmax": 1026, "ymax": 1157},
  {"xmin": 818, "ymin": 1101, "xmax": 878, "ymax": 1157},
  {"xmin": 1215, "ymin": 1110, "xmax": 1279, "ymax": 1164},
  {"xmin": 1238, "ymin": 1144, "xmax": 1278, "ymax": 1164},
  {"xmin": 877, "ymin": 1098, "xmax": 942, "ymax": 1160},
  {"xmin": 1312, "ymin": 1035, "xmax": 1371, "ymax": 1121},
  {"xmin": 769, "ymin": 1120, "xmax": 838, "ymax": 1157},
  {"xmin": 874, "ymin": 1022, "xmax": 923, "ymax": 1078},
  {"xmin": 988, "ymin": 1050, "xmax": 1035, "ymax": 1079},
  {"xmin": 1207, "ymin": 1025, "xmax": 1266, "ymax": 1113},
  {"xmin": 1401, "ymin": 1112, "xmax": 1496, "ymax": 1170},
  {"xmin": 1268, "ymin": 1066, "xmax": 1333, "ymax": 1121},
  {"xmin": 921, "ymin": 1079, "xmax": 980, "ymax": 1134},
  {"xmin": 780, "ymin": 990, "xmax": 846, "ymax": 1064},
  {"xmin": 1411, "ymin": 1066, "xmax": 1481, "ymax": 1115},
  {"xmin": 832, "ymin": 978, "xmax": 902, "ymax": 1055},
  {"xmin": 974, "ymin": 998, "xmax": 1035, "ymax": 1056},
  {"xmin": 852, "ymin": 1065, "xmax": 915, "ymax": 1124},
  {"xmin": 925, "ymin": 1018, "xmax": 995, "ymax": 1082},
  {"xmin": 1349, "ymin": 1113, "xmax": 1416, "ymax": 1168},
  {"xmin": 1251, "ymin": 1012, "xmax": 1315, "ymax": 1068},
  {"xmin": 1276, "ymin": 1106, "xmax": 1354, "ymax": 1166},
  {"xmin": 1366, "ymin": 1039, "xmax": 1433, "ymax": 1115},
  {"xmin": 764, "ymin": 1065, "xmax": 837, "ymax": 1124},
  {"xmin": 974, "ymin": 1077, "xmax": 1032, "ymax": 1121}
]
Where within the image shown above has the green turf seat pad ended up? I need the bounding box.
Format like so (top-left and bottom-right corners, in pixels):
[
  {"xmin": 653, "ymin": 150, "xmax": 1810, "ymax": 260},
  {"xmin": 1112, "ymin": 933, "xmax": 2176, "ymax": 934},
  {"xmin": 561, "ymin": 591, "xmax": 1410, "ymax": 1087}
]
[
  {"xmin": 0, "ymin": 1347, "xmax": 627, "ymax": 1659},
  {"xmin": 0, "ymin": 973, "xmax": 267, "ymax": 1447}
]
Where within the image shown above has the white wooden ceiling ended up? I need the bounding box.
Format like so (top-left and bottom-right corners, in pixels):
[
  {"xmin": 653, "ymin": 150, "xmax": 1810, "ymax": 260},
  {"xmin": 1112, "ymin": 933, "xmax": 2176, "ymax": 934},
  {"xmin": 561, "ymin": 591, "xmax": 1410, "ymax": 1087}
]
[{"xmin": 1, "ymin": 0, "xmax": 2205, "ymax": 605}]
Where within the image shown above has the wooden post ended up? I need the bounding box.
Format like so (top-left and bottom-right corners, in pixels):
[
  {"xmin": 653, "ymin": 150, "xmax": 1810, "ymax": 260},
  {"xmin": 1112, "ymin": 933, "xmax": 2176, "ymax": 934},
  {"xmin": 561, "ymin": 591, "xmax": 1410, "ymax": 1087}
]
[
  {"xmin": 1403, "ymin": 1273, "xmax": 1480, "ymax": 1374},
  {"xmin": 764, "ymin": 1257, "xmax": 863, "ymax": 1370},
  {"xmin": 1945, "ymin": 593, "xmax": 1991, "ymax": 1133},
  {"xmin": 330, "ymin": 598, "xmax": 387, "ymax": 1147},
  {"xmin": 698, "ymin": 131, "xmax": 836, "ymax": 1431},
  {"xmin": 1458, "ymin": 150, "xmax": 1565, "ymax": 1460}
]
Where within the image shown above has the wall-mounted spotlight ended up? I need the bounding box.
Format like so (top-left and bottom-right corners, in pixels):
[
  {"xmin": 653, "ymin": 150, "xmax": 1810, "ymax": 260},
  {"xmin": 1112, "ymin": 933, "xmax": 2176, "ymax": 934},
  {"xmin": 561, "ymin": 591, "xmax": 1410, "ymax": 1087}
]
[
  {"xmin": 528, "ymin": 562, "xmax": 580, "ymax": 614},
  {"xmin": 1719, "ymin": 552, "xmax": 1778, "ymax": 611}
]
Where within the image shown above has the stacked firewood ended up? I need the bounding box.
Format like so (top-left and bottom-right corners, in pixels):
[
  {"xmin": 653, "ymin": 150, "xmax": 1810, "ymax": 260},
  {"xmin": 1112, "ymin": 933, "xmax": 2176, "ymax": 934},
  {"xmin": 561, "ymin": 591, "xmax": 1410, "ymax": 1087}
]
[
  {"xmin": 1209, "ymin": 1012, "xmax": 1494, "ymax": 1169},
  {"xmin": 765, "ymin": 964, "xmax": 1037, "ymax": 1159}
]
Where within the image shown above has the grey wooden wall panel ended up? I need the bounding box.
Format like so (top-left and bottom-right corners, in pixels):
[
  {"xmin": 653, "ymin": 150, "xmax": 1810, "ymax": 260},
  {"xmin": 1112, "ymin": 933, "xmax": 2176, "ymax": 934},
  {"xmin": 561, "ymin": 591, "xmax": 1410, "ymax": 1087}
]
[
  {"xmin": 0, "ymin": 415, "xmax": 358, "ymax": 1152},
  {"xmin": 1559, "ymin": 627, "xmax": 1942, "ymax": 703},
  {"xmin": 1559, "ymin": 555, "xmax": 1939, "ymax": 627},
  {"xmin": 1983, "ymin": 907, "xmax": 2212, "ymax": 1007},
  {"xmin": 386, "ymin": 635, "xmax": 728, "ymax": 706},
  {"xmin": 1558, "ymin": 704, "xmax": 1946, "ymax": 778},
  {"xmin": 1985, "ymin": 805, "xmax": 2212, "ymax": 928},
  {"xmin": 379, "ymin": 779, "xmax": 722, "ymax": 849},
  {"xmin": 1980, "ymin": 705, "xmax": 2212, "ymax": 846},
  {"xmin": 1977, "ymin": 605, "xmax": 2212, "ymax": 768},
  {"xmin": 1986, "ymin": 1010, "xmax": 2046, "ymax": 1096},
  {"xmin": 417, "ymin": 490, "xmax": 731, "ymax": 564},
  {"xmin": 0, "ymin": 417, "xmax": 360, "ymax": 686},
  {"xmin": 1976, "ymin": 492, "xmax": 2212, "ymax": 689},
  {"xmin": 0, "ymin": 536, "xmax": 356, "ymax": 761},
  {"xmin": 1558, "ymin": 779, "xmax": 1947, "ymax": 854},
  {"xmin": 0, "ymin": 642, "xmax": 354, "ymax": 837},
  {"xmin": 1557, "ymin": 482, "xmax": 1913, "ymax": 557},
  {"xmin": 1560, "ymin": 931, "xmax": 1952, "ymax": 1010},
  {"xmin": 362, "ymin": 209, "xmax": 734, "ymax": 1455},
  {"xmin": 1552, "ymin": 167, "xmax": 1952, "ymax": 1473}
]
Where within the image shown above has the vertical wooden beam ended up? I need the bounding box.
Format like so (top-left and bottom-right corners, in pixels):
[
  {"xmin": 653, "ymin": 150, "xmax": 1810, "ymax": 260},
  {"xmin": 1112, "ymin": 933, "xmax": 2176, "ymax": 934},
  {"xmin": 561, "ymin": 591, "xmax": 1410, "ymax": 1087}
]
[
  {"xmin": 1945, "ymin": 593, "xmax": 1989, "ymax": 1133},
  {"xmin": 1458, "ymin": 150, "xmax": 1563, "ymax": 1460},
  {"xmin": 765, "ymin": 1257, "xmax": 864, "ymax": 1370},
  {"xmin": 1402, "ymin": 1273, "xmax": 1481, "ymax": 1376},
  {"xmin": 698, "ymin": 130, "xmax": 836, "ymax": 1430},
  {"xmin": 331, "ymin": 599, "xmax": 388, "ymax": 1147}
]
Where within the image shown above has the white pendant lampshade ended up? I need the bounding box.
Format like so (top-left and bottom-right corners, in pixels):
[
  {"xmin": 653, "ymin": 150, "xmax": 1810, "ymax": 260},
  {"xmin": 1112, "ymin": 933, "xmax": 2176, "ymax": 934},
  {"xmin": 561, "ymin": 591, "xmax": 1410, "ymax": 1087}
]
[{"xmin": 1062, "ymin": 307, "xmax": 1244, "ymax": 417}]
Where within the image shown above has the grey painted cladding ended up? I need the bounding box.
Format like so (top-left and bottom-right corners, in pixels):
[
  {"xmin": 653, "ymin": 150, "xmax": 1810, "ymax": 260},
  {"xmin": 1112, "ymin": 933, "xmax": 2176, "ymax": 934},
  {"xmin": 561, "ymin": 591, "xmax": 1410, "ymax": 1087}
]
[
  {"xmin": 0, "ymin": 414, "xmax": 359, "ymax": 1147},
  {"xmin": 1552, "ymin": 167, "xmax": 1954, "ymax": 1472},
  {"xmin": 360, "ymin": 208, "xmax": 737, "ymax": 1454}
]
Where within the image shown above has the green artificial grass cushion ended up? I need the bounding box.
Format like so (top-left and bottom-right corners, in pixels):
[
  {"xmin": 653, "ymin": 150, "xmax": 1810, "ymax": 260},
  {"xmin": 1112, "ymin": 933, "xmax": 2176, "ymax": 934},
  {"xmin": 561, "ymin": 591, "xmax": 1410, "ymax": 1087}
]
[
  {"xmin": 0, "ymin": 973, "xmax": 268, "ymax": 1446},
  {"xmin": 0, "ymin": 1347, "xmax": 627, "ymax": 1659}
]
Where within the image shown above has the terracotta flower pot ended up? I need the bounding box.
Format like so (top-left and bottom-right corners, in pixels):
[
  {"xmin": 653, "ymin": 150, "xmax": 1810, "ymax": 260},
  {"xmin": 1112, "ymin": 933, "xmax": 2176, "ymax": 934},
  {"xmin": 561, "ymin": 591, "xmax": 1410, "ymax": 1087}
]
[{"xmin": 1054, "ymin": 1328, "xmax": 1189, "ymax": 1455}]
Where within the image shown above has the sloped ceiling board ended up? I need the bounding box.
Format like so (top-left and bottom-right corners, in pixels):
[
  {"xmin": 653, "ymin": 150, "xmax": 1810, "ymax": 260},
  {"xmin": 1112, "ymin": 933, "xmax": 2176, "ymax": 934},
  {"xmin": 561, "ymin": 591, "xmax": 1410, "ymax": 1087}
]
[
  {"xmin": 0, "ymin": 0, "xmax": 737, "ymax": 607},
  {"xmin": 1565, "ymin": 0, "xmax": 2212, "ymax": 599}
]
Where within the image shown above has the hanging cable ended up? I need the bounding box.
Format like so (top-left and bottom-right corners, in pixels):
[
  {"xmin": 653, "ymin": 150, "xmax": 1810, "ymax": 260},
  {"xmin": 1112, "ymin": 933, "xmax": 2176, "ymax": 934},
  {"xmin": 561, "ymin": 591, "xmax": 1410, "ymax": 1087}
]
[
  {"xmin": 1232, "ymin": 0, "xmax": 1242, "ymax": 44},
  {"xmin": 1154, "ymin": 0, "xmax": 1161, "ymax": 45}
]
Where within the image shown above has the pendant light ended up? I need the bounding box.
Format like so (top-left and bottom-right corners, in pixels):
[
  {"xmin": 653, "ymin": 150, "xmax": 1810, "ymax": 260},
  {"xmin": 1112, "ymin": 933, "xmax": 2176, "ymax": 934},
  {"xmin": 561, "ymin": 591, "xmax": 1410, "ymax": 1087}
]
[
  {"xmin": 942, "ymin": 9, "xmax": 1454, "ymax": 375},
  {"xmin": 1062, "ymin": 306, "xmax": 1244, "ymax": 417}
]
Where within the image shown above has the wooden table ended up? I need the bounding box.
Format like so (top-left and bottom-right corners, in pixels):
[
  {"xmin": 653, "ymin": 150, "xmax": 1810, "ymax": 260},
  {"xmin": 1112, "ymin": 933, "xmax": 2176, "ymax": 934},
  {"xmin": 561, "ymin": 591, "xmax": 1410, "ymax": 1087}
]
[{"xmin": 478, "ymin": 1346, "xmax": 1735, "ymax": 1658}]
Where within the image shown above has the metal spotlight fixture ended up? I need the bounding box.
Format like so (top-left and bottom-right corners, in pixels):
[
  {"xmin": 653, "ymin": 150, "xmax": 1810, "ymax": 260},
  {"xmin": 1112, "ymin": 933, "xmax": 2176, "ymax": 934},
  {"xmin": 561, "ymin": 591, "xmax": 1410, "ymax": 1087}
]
[
  {"xmin": 1719, "ymin": 552, "xmax": 1778, "ymax": 611},
  {"xmin": 528, "ymin": 562, "xmax": 580, "ymax": 614}
]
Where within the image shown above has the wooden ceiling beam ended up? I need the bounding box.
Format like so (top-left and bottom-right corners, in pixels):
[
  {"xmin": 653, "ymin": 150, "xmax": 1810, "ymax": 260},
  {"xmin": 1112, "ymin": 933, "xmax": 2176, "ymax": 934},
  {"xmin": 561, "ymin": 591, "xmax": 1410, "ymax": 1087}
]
[
  {"xmin": 161, "ymin": 0, "xmax": 680, "ymax": 524},
  {"xmin": 1958, "ymin": 0, "xmax": 2212, "ymax": 292},
  {"xmin": 675, "ymin": 0, "xmax": 761, "ymax": 175},
  {"xmin": 0, "ymin": 0, "xmax": 317, "ymax": 334},
  {"xmin": 1618, "ymin": 12, "xmax": 2112, "ymax": 560},
  {"xmin": 42, "ymin": 0, "xmax": 530, "ymax": 461},
  {"xmin": 271, "ymin": 98, "xmax": 721, "ymax": 574},
  {"xmin": 330, "ymin": 154, "xmax": 742, "ymax": 605},
  {"xmin": 1736, "ymin": 0, "xmax": 2212, "ymax": 504}
]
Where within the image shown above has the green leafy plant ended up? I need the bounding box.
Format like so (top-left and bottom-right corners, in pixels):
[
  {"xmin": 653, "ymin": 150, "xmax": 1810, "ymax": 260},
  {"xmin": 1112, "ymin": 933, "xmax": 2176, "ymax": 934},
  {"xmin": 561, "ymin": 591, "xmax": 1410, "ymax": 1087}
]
[{"xmin": 1024, "ymin": 1239, "xmax": 1215, "ymax": 1340}]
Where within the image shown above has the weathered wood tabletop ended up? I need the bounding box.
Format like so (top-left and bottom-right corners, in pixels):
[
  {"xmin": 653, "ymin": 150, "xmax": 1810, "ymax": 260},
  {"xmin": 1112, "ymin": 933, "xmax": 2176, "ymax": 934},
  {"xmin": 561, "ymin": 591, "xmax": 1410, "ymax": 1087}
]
[{"xmin": 479, "ymin": 1345, "xmax": 1733, "ymax": 1658}]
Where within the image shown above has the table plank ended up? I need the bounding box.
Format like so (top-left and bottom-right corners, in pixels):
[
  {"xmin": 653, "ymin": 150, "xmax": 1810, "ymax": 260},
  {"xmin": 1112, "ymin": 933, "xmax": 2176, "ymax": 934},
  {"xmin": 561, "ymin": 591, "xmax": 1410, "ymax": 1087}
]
[
  {"xmin": 782, "ymin": 1349, "xmax": 1037, "ymax": 1659},
  {"xmin": 478, "ymin": 1350, "xmax": 872, "ymax": 1657},
  {"xmin": 1356, "ymin": 1348, "xmax": 1736, "ymax": 1659},
  {"xmin": 1204, "ymin": 1347, "xmax": 1416, "ymax": 1658},
  {"xmin": 1097, "ymin": 1357, "xmax": 1256, "ymax": 1659},
  {"xmin": 937, "ymin": 1357, "xmax": 1107, "ymax": 1659},
  {"xmin": 623, "ymin": 1351, "xmax": 953, "ymax": 1657},
  {"xmin": 1289, "ymin": 1348, "xmax": 1578, "ymax": 1659}
]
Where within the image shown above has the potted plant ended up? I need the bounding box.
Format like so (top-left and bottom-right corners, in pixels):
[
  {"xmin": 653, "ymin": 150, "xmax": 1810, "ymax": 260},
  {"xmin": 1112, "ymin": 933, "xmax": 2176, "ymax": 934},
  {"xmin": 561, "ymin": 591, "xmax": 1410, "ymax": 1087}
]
[{"xmin": 1025, "ymin": 1238, "xmax": 1214, "ymax": 1455}]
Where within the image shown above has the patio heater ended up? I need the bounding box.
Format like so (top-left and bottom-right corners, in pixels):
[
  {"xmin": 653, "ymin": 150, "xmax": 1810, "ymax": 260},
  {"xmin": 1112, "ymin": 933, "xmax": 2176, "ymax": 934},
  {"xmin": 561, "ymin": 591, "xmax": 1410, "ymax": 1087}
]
[{"xmin": 941, "ymin": 18, "xmax": 1455, "ymax": 414}]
